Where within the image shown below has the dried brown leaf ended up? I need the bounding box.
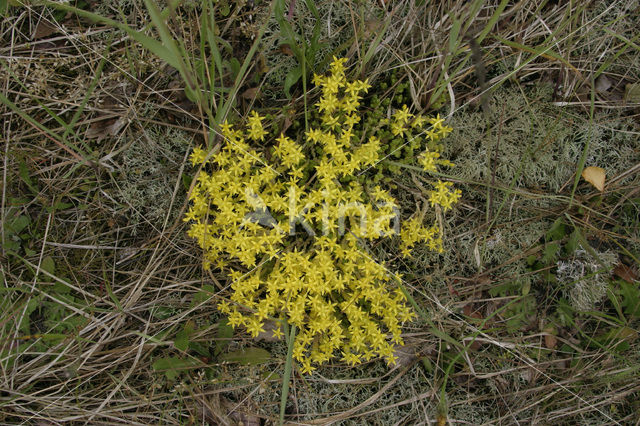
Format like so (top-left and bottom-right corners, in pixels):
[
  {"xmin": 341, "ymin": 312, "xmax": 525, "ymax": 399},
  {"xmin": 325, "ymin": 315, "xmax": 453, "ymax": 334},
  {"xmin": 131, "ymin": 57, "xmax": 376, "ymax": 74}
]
[
  {"xmin": 624, "ymin": 83, "xmax": 640, "ymax": 103},
  {"xmin": 33, "ymin": 21, "xmax": 58, "ymax": 40},
  {"xmin": 85, "ymin": 117, "xmax": 126, "ymax": 141},
  {"xmin": 613, "ymin": 263, "xmax": 638, "ymax": 283},
  {"xmin": 543, "ymin": 327, "xmax": 557, "ymax": 349},
  {"xmin": 278, "ymin": 44, "xmax": 294, "ymax": 56},
  {"xmin": 595, "ymin": 74, "xmax": 612, "ymax": 93},
  {"xmin": 241, "ymin": 87, "xmax": 260, "ymax": 100},
  {"xmin": 255, "ymin": 320, "xmax": 281, "ymax": 342},
  {"xmin": 581, "ymin": 166, "xmax": 606, "ymax": 191}
]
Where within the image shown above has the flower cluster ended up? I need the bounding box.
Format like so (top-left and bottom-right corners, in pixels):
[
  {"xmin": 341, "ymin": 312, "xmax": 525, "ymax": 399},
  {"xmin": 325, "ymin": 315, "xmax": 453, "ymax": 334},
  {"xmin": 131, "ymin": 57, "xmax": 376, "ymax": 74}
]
[{"xmin": 185, "ymin": 58, "xmax": 459, "ymax": 374}]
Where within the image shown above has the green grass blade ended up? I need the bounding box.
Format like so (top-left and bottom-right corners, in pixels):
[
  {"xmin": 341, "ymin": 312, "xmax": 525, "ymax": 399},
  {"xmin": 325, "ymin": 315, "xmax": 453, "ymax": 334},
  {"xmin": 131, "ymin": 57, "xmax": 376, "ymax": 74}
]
[
  {"xmin": 279, "ymin": 323, "xmax": 296, "ymax": 426},
  {"xmin": 41, "ymin": 0, "xmax": 179, "ymax": 69},
  {"xmin": 477, "ymin": 0, "xmax": 510, "ymax": 43},
  {"xmin": 359, "ymin": 19, "xmax": 391, "ymax": 75},
  {"xmin": 0, "ymin": 91, "xmax": 92, "ymax": 166},
  {"xmin": 215, "ymin": 1, "xmax": 277, "ymax": 124},
  {"xmin": 569, "ymin": 77, "xmax": 595, "ymax": 206},
  {"xmin": 495, "ymin": 36, "xmax": 578, "ymax": 71},
  {"xmin": 603, "ymin": 27, "xmax": 640, "ymax": 52},
  {"xmin": 274, "ymin": 0, "xmax": 303, "ymax": 60},
  {"xmin": 142, "ymin": 0, "xmax": 198, "ymax": 96},
  {"xmin": 62, "ymin": 32, "xmax": 114, "ymax": 145}
]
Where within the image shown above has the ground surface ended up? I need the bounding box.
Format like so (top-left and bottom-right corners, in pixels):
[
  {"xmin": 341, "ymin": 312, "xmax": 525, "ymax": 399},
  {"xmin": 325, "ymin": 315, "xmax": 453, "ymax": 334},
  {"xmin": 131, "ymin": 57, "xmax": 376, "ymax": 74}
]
[{"xmin": 1, "ymin": 1, "xmax": 639, "ymax": 424}]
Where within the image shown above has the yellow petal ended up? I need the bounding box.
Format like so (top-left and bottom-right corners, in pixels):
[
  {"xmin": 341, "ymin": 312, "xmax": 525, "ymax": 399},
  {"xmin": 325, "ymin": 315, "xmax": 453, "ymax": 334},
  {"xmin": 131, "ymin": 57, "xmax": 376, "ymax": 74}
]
[{"xmin": 581, "ymin": 166, "xmax": 606, "ymax": 191}]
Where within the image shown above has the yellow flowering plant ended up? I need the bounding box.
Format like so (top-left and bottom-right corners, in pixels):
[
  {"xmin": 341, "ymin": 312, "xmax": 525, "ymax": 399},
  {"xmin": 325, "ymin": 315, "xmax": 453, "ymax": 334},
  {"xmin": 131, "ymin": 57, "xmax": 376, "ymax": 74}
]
[{"xmin": 184, "ymin": 57, "xmax": 460, "ymax": 374}]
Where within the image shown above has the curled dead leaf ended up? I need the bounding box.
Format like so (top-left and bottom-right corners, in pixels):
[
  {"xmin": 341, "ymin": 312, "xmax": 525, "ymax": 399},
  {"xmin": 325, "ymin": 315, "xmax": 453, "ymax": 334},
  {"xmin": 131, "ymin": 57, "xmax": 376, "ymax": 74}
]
[
  {"xmin": 543, "ymin": 326, "xmax": 557, "ymax": 349},
  {"xmin": 255, "ymin": 320, "xmax": 281, "ymax": 342},
  {"xmin": 85, "ymin": 117, "xmax": 126, "ymax": 141},
  {"xmin": 256, "ymin": 52, "xmax": 269, "ymax": 74},
  {"xmin": 624, "ymin": 82, "xmax": 640, "ymax": 103},
  {"xmin": 364, "ymin": 19, "xmax": 383, "ymax": 38},
  {"xmin": 581, "ymin": 166, "xmax": 606, "ymax": 191},
  {"xmin": 613, "ymin": 263, "xmax": 638, "ymax": 283},
  {"xmin": 32, "ymin": 21, "xmax": 58, "ymax": 40},
  {"xmin": 391, "ymin": 337, "xmax": 422, "ymax": 367},
  {"xmin": 595, "ymin": 74, "xmax": 612, "ymax": 93},
  {"xmin": 241, "ymin": 87, "xmax": 260, "ymax": 100},
  {"xmin": 204, "ymin": 395, "xmax": 261, "ymax": 426},
  {"xmin": 278, "ymin": 44, "xmax": 294, "ymax": 56}
]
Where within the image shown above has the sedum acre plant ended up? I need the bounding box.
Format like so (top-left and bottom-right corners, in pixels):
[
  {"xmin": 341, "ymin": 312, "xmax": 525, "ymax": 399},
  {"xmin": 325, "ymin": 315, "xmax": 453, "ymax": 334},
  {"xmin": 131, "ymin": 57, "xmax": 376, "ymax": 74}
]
[{"xmin": 184, "ymin": 58, "xmax": 460, "ymax": 374}]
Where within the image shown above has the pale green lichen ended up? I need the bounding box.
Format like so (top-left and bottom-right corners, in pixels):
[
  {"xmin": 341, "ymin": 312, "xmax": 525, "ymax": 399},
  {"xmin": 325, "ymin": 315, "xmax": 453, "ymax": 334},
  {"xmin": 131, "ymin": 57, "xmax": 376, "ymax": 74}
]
[
  {"xmin": 557, "ymin": 246, "xmax": 618, "ymax": 312},
  {"xmin": 261, "ymin": 1, "xmax": 358, "ymax": 99},
  {"xmin": 115, "ymin": 125, "xmax": 190, "ymax": 234},
  {"xmin": 445, "ymin": 84, "xmax": 639, "ymax": 193}
]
